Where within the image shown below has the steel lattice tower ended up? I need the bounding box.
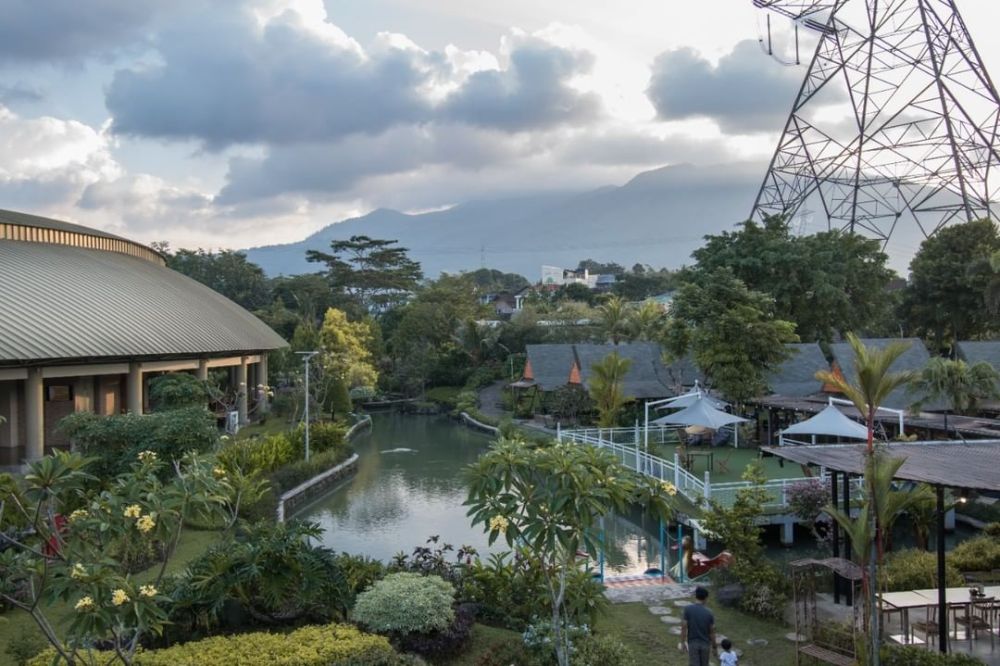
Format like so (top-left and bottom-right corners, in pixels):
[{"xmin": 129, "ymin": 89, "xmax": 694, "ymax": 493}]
[{"xmin": 751, "ymin": 0, "xmax": 1000, "ymax": 241}]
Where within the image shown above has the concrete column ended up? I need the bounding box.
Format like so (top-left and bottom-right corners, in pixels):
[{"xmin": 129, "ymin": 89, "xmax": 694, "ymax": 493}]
[
  {"xmin": 259, "ymin": 355, "xmax": 269, "ymax": 413},
  {"xmin": 780, "ymin": 518, "xmax": 796, "ymax": 546},
  {"xmin": 237, "ymin": 357, "xmax": 248, "ymax": 425},
  {"xmin": 196, "ymin": 359, "xmax": 209, "ymax": 381},
  {"xmin": 25, "ymin": 369, "xmax": 44, "ymax": 461},
  {"xmin": 126, "ymin": 362, "xmax": 143, "ymax": 414}
]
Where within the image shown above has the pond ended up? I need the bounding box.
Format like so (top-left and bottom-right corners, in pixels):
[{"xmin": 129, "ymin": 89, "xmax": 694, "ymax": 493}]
[{"xmin": 293, "ymin": 413, "xmax": 671, "ymax": 576}]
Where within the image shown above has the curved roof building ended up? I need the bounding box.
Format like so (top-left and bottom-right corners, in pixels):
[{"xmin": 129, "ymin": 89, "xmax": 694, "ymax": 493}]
[{"xmin": 0, "ymin": 209, "xmax": 287, "ymax": 467}]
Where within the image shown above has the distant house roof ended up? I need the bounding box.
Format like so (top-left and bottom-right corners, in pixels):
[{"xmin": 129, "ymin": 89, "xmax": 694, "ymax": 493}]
[
  {"xmin": 828, "ymin": 338, "xmax": 933, "ymax": 410},
  {"xmin": 524, "ymin": 342, "xmax": 674, "ymax": 399},
  {"xmin": 596, "ymin": 274, "xmax": 616, "ymax": 285},
  {"xmin": 956, "ymin": 341, "xmax": 1000, "ymax": 369},
  {"xmin": 765, "ymin": 343, "xmax": 829, "ymax": 397}
]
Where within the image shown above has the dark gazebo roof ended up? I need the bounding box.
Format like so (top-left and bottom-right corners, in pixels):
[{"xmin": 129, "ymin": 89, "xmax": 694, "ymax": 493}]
[{"xmin": 761, "ymin": 440, "xmax": 1000, "ymax": 491}]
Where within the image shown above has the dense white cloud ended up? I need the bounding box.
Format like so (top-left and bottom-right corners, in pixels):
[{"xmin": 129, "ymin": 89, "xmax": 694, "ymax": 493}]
[{"xmin": 647, "ymin": 39, "xmax": 804, "ymax": 133}]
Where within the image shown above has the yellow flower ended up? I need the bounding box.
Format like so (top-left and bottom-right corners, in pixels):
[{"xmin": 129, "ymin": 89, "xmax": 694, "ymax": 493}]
[
  {"xmin": 74, "ymin": 596, "xmax": 95, "ymax": 612},
  {"xmin": 136, "ymin": 515, "xmax": 156, "ymax": 533},
  {"xmin": 137, "ymin": 450, "xmax": 157, "ymax": 463},
  {"xmin": 661, "ymin": 481, "xmax": 679, "ymax": 497},
  {"xmin": 111, "ymin": 589, "xmax": 130, "ymax": 606},
  {"xmin": 70, "ymin": 563, "xmax": 87, "ymax": 580},
  {"xmin": 68, "ymin": 509, "xmax": 88, "ymax": 523},
  {"xmin": 139, "ymin": 585, "xmax": 158, "ymax": 598},
  {"xmin": 488, "ymin": 515, "xmax": 510, "ymax": 534},
  {"xmin": 123, "ymin": 504, "xmax": 142, "ymax": 519},
  {"xmin": 212, "ymin": 466, "xmax": 227, "ymax": 478}
]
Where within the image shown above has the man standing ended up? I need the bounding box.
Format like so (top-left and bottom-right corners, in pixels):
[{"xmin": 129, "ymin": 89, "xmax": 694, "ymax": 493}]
[{"xmin": 680, "ymin": 586, "xmax": 717, "ymax": 666}]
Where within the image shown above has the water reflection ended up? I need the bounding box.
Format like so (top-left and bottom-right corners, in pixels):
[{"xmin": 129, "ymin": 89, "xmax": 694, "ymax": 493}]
[{"xmin": 296, "ymin": 414, "xmax": 669, "ymax": 575}]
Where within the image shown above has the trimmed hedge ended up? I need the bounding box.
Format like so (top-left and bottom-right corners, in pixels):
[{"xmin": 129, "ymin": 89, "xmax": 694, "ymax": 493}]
[
  {"xmin": 949, "ymin": 536, "xmax": 1000, "ymax": 572},
  {"xmin": 881, "ymin": 645, "xmax": 985, "ymax": 665},
  {"xmin": 353, "ymin": 573, "xmax": 455, "ymax": 635},
  {"xmin": 28, "ymin": 624, "xmax": 396, "ymax": 666},
  {"xmin": 881, "ymin": 549, "xmax": 963, "ymax": 592}
]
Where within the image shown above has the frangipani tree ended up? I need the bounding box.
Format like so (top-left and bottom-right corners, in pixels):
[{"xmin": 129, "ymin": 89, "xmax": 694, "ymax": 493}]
[
  {"xmin": 0, "ymin": 450, "xmax": 230, "ymax": 665},
  {"xmin": 465, "ymin": 439, "xmax": 676, "ymax": 666}
]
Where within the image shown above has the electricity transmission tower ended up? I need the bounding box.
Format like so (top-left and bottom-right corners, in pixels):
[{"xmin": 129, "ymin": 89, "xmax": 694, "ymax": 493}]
[{"xmin": 751, "ymin": 0, "xmax": 1000, "ymax": 243}]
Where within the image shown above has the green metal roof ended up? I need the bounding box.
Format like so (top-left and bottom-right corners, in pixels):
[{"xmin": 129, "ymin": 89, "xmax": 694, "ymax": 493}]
[{"xmin": 0, "ymin": 240, "xmax": 287, "ymax": 363}]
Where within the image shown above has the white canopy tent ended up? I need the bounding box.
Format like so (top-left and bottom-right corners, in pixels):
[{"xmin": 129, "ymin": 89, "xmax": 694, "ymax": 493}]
[
  {"xmin": 779, "ymin": 404, "xmax": 868, "ymax": 446},
  {"xmin": 656, "ymin": 392, "xmax": 728, "ymax": 410},
  {"xmin": 651, "ymin": 396, "xmax": 750, "ymax": 448}
]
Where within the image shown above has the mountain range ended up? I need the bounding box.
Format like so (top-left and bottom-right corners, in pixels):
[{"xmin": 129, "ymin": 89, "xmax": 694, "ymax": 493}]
[{"xmin": 244, "ymin": 162, "xmax": 921, "ymax": 279}]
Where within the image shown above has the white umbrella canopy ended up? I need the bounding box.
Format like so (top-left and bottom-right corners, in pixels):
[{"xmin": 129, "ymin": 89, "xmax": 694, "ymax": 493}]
[
  {"xmin": 651, "ymin": 396, "xmax": 749, "ymax": 429},
  {"xmin": 656, "ymin": 392, "xmax": 728, "ymax": 410},
  {"xmin": 781, "ymin": 405, "xmax": 868, "ymax": 440}
]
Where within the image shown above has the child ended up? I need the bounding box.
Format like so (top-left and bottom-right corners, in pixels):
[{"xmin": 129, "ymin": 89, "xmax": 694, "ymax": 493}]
[{"xmin": 719, "ymin": 638, "xmax": 738, "ymax": 666}]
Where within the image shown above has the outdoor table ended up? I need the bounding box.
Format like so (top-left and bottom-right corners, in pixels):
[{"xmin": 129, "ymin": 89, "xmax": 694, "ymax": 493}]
[
  {"xmin": 880, "ymin": 591, "xmax": 935, "ymax": 644},
  {"xmin": 685, "ymin": 450, "xmax": 714, "ymax": 473},
  {"xmin": 911, "ymin": 587, "xmax": 998, "ymax": 645}
]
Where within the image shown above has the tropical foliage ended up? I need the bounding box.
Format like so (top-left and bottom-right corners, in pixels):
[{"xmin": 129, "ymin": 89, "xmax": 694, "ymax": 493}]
[
  {"xmin": 464, "ymin": 438, "xmax": 676, "ymax": 666},
  {"xmin": 587, "ymin": 352, "xmax": 632, "ymax": 427}
]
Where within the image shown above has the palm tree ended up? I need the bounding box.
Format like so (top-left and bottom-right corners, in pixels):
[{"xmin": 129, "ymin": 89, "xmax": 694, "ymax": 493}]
[
  {"xmin": 597, "ymin": 296, "xmax": 631, "ymax": 345},
  {"xmin": 588, "ymin": 352, "xmax": 633, "ymax": 428},
  {"xmin": 627, "ymin": 299, "xmax": 666, "ymax": 342},
  {"xmin": 910, "ymin": 357, "xmax": 1000, "ymax": 435},
  {"xmin": 815, "ymin": 333, "xmax": 915, "ymax": 666}
]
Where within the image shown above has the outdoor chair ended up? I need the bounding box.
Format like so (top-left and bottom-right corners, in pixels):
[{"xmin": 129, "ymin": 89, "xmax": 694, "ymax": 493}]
[
  {"xmin": 955, "ymin": 597, "xmax": 997, "ymax": 650},
  {"xmin": 910, "ymin": 604, "xmax": 940, "ymax": 649},
  {"xmin": 715, "ymin": 451, "xmax": 733, "ymax": 475}
]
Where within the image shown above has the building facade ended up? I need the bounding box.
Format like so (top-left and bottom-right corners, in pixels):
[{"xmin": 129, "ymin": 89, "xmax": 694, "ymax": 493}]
[{"xmin": 0, "ymin": 209, "xmax": 287, "ymax": 468}]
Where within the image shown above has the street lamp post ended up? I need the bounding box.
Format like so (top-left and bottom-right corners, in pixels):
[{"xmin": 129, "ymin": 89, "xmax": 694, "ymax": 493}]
[{"xmin": 296, "ymin": 351, "xmax": 320, "ymax": 462}]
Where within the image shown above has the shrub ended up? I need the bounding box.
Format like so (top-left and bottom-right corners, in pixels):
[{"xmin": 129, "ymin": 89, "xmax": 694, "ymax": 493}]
[
  {"xmin": 879, "ymin": 644, "xmax": 985, "ymax": 665},
  {"xmin": 353, "ymin": 573, "xmax": 456, "ymax": 636},
  {"xmin": 399, "ymin": 602, "xmax": 476, "ymax": 658},
  {"xmin": 573, "ymin": 634, "xmax": 637, "ymax": 666},
  {"xmin": 334, "ymin": 552, "xmax": 388, "ymax": 598},
  {"xmin": 948, "ymin": 536, "xmax": 1000, "ymax": 572},
  {"xmin": 983, "ymin": 522, "xmax": 1000, "ymax": 538},
  {"xmin": 474, "ymin": 641, "xmax": 538, "ymax": 666},
  {"xmin": 218, "ymin": 433, "xmax": 297, "ymax": 475},
  {"xmin": 148, "ymin": 374, "xmax": 209, "ymax": 411},
  {"xmin": 59, "ymin": 408, "xmax": 218, "ymax": 478},
  {"xmin": 881, "ymin": 549, "xmax": 963, "ymax": 592},
  {"xmin": 30, "ymin": 623, "xmax": 397, "ymax": 666},
  {"xmin": 5, "ymin": 633, "xmax": 46, "ymax": 666},
  {"xmin": 465, "ymin": 366, "xmax": 498, "ymax": 390}
]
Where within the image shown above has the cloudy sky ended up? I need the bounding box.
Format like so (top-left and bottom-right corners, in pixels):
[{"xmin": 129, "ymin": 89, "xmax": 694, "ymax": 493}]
[{"xmin": 2, "ymin": 0, "xmax": 998, "ymax": 251}]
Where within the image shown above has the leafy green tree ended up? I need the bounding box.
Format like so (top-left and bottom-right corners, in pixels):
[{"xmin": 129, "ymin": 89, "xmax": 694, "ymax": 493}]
[
  {"xmin": 576, "ymin": 259, "xmax": 625, "ymax": 276},
  {"xmin": 270, "ymin": 273, "xmax": 338, "ymax": 326},
  {"xmin": 307, "ymin": 235, "xmax": 422, "ymax": 314},
  {"xmin": 318, "ymin": 308, "xmax": 378, "ymax": 390},
  {"xmin": 692, "ymin": 216, "xmax": 894, "ymax": 342},
  {"xmin": 666, "ymin": 269, "xmax": 798, "ymax": 401},
  {"xmin": 612, "ymin": 266, "xmax": 677, "ymax": 301},
  {"xmin": 0, "ymin": 450, "xmax": 230, "ymax": 665},
  {"xmin": 909, "ymin": 357, "xmax": 1000, "ymax": 432},
  {"xmin": 816, "ymin": 334, "xmax": 916, "ymax": 665},
  {"xmin": 148, "ymin": 374, "xmax": 209, "ymax": 412},
  {"xmin": 161, "ymin": 247, "xmax": 271, "ymax": 311},
  {"xmin": 465, "ymin": 438, "xmax": 676, "ymax": 666},
  {"xmin": 588, "ymin": 352, "xmax": 632, "ymax": 427},
  {"xmin": 553, "ymin": 282, "xmax": 595, "ymax": 305},
  {"xmin": 466, "ymin": 268, "xmax": 530, "ymax": 294},
  {"xmin": 901, "ymin": 218, "xmax": 1000, "ymax": 348}
]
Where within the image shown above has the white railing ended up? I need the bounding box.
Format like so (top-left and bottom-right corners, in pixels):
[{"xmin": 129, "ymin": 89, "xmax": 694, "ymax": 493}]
[
  {"xmin": 560, "ymin": 429, "xmax": 708, "ymax": 503},
  {"xmin": 561, "ymin": 427, "xmax": 867, "ymax": 510}
]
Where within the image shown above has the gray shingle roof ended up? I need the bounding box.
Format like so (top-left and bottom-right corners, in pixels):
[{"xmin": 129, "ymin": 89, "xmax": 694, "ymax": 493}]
[
  {"xmin": 956, "ymin": 341, "xmax": 1000, "ymax": 368},
  {"xmin": 828, "ymin": 338, "xmax": 932, "ymax": 410},
  {"xmin": 525, "ymin": 344, "xmax": 577, "ymax": 391},
  {"xmin": 766, "ymin": 343, "xmax": 828, "ymax": 397},
  {"xmin": 525, "ymin": 342, "xmax": 674, "ymax": 399},
  {"xmin": 0, "ymin": 240, "xmax": 287, "ymax": 363}
]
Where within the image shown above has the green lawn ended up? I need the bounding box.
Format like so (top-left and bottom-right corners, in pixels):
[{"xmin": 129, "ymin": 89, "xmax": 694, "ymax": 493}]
[
  {"xmin": 233, "ymin": 417, "xmax": 295, "ymax": 440},
  {"xmin": 0, "ymin": 529, "xmax": 222, "ymax": 666},
  {"xmin": 596, "ymin": 601, "xmax": 796, "ymax": 666},
  {"xmin": 439, "ymin": 601, "xmax": 796, "ymax": 666}
]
